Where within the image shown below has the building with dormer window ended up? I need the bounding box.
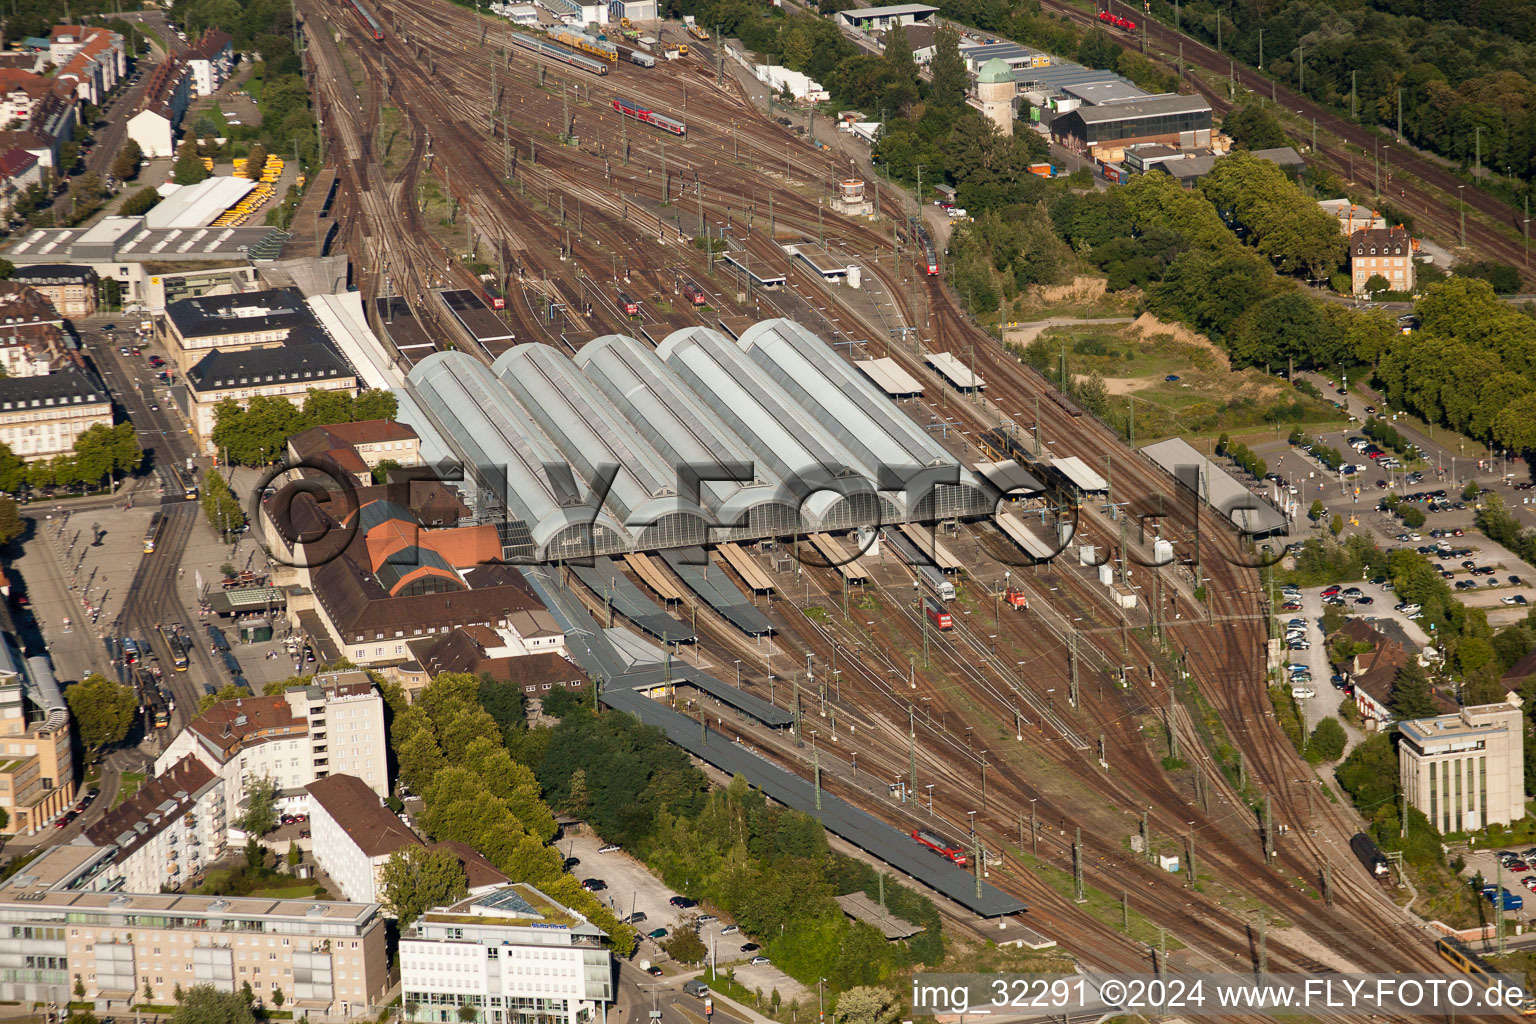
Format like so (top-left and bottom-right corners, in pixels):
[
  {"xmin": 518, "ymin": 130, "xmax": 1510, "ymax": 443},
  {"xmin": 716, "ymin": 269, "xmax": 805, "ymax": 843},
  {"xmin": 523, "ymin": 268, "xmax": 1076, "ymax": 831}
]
[{"xmin": 1350, "ymin": 225, "xmax": 1414, "ymax": 296}]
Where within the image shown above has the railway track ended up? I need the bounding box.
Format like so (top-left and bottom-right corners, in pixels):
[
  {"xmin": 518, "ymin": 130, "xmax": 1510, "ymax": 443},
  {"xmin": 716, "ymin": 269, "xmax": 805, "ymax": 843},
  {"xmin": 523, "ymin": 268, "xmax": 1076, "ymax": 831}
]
[{"xmin": 312, "ymin": 0, "xmax": 1473, "ymax": 991}]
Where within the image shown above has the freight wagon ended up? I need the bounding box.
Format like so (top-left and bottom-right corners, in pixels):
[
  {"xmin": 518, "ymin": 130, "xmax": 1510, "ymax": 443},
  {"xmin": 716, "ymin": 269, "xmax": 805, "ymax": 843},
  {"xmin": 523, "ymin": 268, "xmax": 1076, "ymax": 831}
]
[
  {"xmin": 924, "ymin": 596, "xmax": 953, "ymax": 631},
  {"xmin": 509, "ymin": 32, "xmax": 611, "ymax": 75},
  {"xmin": 912, "ymin": 829, "xmax": 967, "ymax": 866},
  {"xmin": 550, "ymin": 25, "xmax": 619, "ymax": 61},
  {"xmin": 1349, "ymin": 832, "xmax": 1389, "ymax": 877}
]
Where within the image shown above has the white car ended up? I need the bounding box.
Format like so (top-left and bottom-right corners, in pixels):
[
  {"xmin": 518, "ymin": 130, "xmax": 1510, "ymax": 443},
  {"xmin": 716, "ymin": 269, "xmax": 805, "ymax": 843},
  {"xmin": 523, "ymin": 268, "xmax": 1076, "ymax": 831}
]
[
  {"xmin": 597, "ymin": 844, "xmax": 621, "ymax": 854},
  {"xmin": 1291, "ymin": 687, "xmax": 1316, "ymax": 699}
]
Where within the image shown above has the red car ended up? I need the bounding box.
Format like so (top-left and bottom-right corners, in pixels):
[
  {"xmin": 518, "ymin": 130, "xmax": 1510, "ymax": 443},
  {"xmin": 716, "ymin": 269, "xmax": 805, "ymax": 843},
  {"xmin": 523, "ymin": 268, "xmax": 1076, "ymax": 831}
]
[
  {"xmin": 1282, "ymin": 601, "xmax": 1302, "ymax": 611},
  {"xmin": 1321, "ymin": 586, "xmax": 1341, "ymax": 597},
  {"xmin": 1510, "ymin": 860, "xmax": 1530, "ymax": 872},
  {"xmin": 1521, "ymin": 876, "xmax": 1536, "ymax": 891}
]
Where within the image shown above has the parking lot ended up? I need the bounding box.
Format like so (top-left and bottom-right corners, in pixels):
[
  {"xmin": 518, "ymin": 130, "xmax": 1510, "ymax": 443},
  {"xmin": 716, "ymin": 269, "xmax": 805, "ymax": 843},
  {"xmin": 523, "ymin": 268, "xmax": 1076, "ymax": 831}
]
[
  {"xmin": 560, "ymin": 828, "xmax": 790, "ymax": 984},
  {"xmin": 1460, "ymin": 846, "xmax": 1536, "ymax": 922}
]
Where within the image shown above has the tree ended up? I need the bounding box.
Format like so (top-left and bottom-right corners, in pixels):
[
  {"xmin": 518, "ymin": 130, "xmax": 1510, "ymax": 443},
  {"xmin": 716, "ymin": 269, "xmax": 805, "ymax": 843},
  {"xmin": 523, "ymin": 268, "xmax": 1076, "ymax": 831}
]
[
  {"xmin": 1330, "ymin": 514, "xmax": 1344, "ymax": 537},
  {"xmin": 199, "ymin": 683, "xmax": 251, "ymax": 713},
  {"xmin": 372, "ymin": 458, "xmax": 401, "ymax": 485},
  {"xmin": 66, "ymin": 673, "xmax": 138, "ymax": 758},
  {"xmin": 836, "ymin": 988, "xmax": 901, "ymax": 1024},
  {"xmin": 662, "ymin": 926, "xmax": 706, "ymax": 964},
  {"xmin": 882, "ymin": 24, "xmax": 917, "ymax": 92},
  {"xmin": 144, "ymin": 981, "xmax": 155, "ymax": 1002},
  {"xmin": 173, "ymin": 141, "xmax": 210, "ymax": 185},
  {"xmin": 1400, "ymin": 504, "xmax": 1426, "ymax": 529},
  {"xmin": 1308, "ymin": 499, "xmax": 1325, "ymax": 523},
  {"xmin": 238, "ymin": 776, "xmax": 280, "ymax": 835},
  {"xmin": 243, "ymin": 144, "xmax": 268, "ymax": 180},
  {"xmin": 1222, "ymin": 102, "xmax": 1288, "ymax": 150},
  {"xmin": 174, "ymin": 983, "xmax": 185, "ymax": 1003},
  {"xmin": 57, "ymin": 141, "xmax": 80, "ymax": 176},
  {"xmin": 354, "ymin": 389, "xmax": 400, "ymax": 421},
  {"xmin": 1389, "ymin": 661, "xmax": 1437, "ymax": 719},
  {"xmin": 0, "ymin": 497, "xmax": 22, "ymax": 546},
  {"xmin": 73, "ymin": 422, "xmax": 141, "ymax": 488},
  {"xmin": 100, "ymin": 276, "xmax": 121, "ymax": 310},
  {"xmin": 1076, "ymin": 28, "xmax": 1120, "ymax": 72},
  {"xmin": 171, "ymin": 985, "xmax": 255, "ymax": 1024},
  {"xmin": 456, "ymin": 1007, "xmax": 477, "ymax": 1024},
  {"xmin": 927, "ymin": 25, "xmax": 967, "ymax": 111},
  {"xmin": 119, "ymin": 187, "xmax": 161, "ymax": 217},
  {"xmin": 111, "ymin": 139, "xmax": 143, "ymax": 181},
  {"xmin": 201, "ymin": 469, "xmax": 246, "ymax": 535},
  {"xmin": 287, "ymin": 841, "xmax": 301, "ymax": 867},
  {"xmin": 270, "ymin": 989, "xmax": 284, "ymax": 1009},
  {"xmin": 379, "ymin": 845, "xmax": 469, "ymax": 926},
  {"xmin": 1364, "ymin": 273, "xmax": 1390, "ymax": 297},
  {"xmin": 1307, "ymin": 717, "xmax": 1348, "ymax": 761},
  {"xmin": 75, "ymin": 976, "xmax": 86, "ymax": 999},
  {"xmin": 1464, "ymin": 480, "xmax": 1481, "ymax": 501}
]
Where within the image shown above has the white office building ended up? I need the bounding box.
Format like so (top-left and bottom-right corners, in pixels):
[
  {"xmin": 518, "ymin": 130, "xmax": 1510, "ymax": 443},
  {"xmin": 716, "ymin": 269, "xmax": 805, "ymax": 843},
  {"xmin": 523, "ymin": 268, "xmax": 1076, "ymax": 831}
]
[{"xmin": 401, "ymin": 885, "xmax": 614, "ymax": 1024}]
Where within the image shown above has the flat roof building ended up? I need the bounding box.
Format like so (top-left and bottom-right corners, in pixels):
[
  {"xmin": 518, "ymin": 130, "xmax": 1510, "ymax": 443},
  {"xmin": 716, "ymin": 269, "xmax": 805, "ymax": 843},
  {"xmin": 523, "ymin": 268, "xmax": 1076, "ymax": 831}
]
[
  {"xmin": 836, "ymin": 3, "xmax": 937, "ymax": 30},
  {"xmin": 1050, "ymin": 92, "xmax": 1213, "ymax": 161},
  {"xmin": 401, "ymin": 884, "xmax": 614, "ymax": 1024},
  {"xmin": 1400, "ymin": 697, "xmax": 1526, "ymax": 832},
  {"xmin": 0, "ymin": 888, "xmax": 391, "ymax": 1014},
  {"xmin": 145, "ymin": 176, "xmax": 256, "ymax": 230},
  {"xmin": 1140, "ymin": 437, "xmax": 1288, "ymax": 536},
  {"xmin": 0, "ymin": 367, "xmax": 112, "ymax": 462}
]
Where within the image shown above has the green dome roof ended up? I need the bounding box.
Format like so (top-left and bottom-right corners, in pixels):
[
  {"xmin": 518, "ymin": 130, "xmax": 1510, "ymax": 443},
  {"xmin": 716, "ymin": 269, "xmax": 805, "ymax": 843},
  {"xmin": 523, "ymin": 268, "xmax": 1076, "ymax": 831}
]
[{"xmin": 977, "ymin": 58, "xmax": 1014, "ymax": 84}]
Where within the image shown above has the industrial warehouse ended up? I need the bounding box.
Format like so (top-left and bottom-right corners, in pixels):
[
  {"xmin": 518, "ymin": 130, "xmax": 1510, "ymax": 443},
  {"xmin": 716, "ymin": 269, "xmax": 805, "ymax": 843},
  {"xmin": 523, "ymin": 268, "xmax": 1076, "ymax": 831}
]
[{"xmin": 396, "ymin": 319, "xmax": 995, "ymax": 560}]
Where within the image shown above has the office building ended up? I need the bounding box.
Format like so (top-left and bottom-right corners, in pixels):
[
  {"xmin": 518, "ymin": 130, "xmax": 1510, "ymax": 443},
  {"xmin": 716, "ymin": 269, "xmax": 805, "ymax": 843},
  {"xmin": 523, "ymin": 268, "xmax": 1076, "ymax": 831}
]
[
  {"xmin": 1399, "ymin": 696, "xmax": 1527, "ymax": 832},
  {"xmin": 400, "ymin": 885, "xmax": 614, "ymax": 1024},
  {"xmin": 0, "ymin": 609, "xmax": 72, "ymax": 834}
]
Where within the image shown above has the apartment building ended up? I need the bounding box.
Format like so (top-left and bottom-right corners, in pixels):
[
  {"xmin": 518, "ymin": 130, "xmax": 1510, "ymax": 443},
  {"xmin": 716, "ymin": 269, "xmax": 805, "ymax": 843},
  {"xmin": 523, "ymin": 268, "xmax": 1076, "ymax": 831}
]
[
  {"xmin": 287, "ymin": 420, "xmax": 422, "ymax": 485},
  {"xmin": 185, "ymin": 29, "xmax": 234, "ymax": 97},
  {"xmin": 0, "ymin": 368, "xmax": 112, "ymax": 461},
  {"xmin": 1350, "ymin": 225, "xmax": 1415, "ymax": 296},
  {"xmin": 0, "ymin": 611, "xmax": 72, "ymax": 835},
  {"xmin": 400, "ymin": 885, "xmax": 614, "ymax": 1024},
  {"xmin": 125, "ymin": 57, "xmax": 190, "ymax": 158},
  {"xmin": 81, "ymin": 755, "xmax": 227, "ymax": 893},
  {"xmin": 1399, "ymin": 696, "xmax": 1527, "ymax": 832},
  {"xmin": 154, "ymin": 671, "xmax": 388, "ymax": 815},
  {"xmin": 0, "ymin": 886, "xmax": 391, "ymax": 1016},
  {"xmin": 306, "ymin": 774, "xmax": 422, "ymax": 905}
]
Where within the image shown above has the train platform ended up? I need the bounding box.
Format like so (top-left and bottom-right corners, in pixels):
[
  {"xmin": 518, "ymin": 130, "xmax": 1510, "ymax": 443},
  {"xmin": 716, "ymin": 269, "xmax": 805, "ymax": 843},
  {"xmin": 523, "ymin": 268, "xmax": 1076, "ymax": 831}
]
[{"xmin": 277, "ymin": 168, "xmax": 338, "ymax": 259}]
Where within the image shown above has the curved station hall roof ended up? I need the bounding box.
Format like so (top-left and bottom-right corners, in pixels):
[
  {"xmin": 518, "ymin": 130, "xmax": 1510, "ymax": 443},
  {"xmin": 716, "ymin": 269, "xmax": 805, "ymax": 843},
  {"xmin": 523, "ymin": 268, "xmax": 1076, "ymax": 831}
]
[{"xmin": 404, "ymin": 319, "xmax": 992, "ymax": 560}]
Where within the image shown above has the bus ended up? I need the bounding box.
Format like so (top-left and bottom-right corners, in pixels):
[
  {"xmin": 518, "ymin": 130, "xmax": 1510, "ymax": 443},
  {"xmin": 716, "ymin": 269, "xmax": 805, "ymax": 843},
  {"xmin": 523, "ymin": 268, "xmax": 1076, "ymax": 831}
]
[{"xmin": 143, "ymin": 513, "xmax": 163, "ymax": 553}]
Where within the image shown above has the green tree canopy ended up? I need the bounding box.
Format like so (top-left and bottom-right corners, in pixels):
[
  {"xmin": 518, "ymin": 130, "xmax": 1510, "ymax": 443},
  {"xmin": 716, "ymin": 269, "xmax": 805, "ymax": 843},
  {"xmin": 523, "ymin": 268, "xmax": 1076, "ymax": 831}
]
[
  {"xmin": 380, "ymin": 845, "xmax": 469, "ymax": 926},
  {"xmin": 835, "ymin": 987, "xmax": 902, "ymax": 1024},
  {"xmin": 65, "ymin": 673, "xmax": 138, "ymax": 757},
  {"xmin": 171, "ymin": 985, "xmax": 258, "ymax": 1024},
  {"xmin": 237, "ymin": 776, "xmax": 279, "ymax": 835},
  {"xmin": 173, "ymin": 140, "xmax": 210, "ymax": 186},
  {"xmin": 1307, "ymin": 717, "xmax": 1348, "ymax": 761},
  {"xmin": 1389, "ymin": 660, "xmax": 1438, "ymax": 719},
  {"xmin": 0, "ymin": 497, "xmax": 21, "ymax": 546}
]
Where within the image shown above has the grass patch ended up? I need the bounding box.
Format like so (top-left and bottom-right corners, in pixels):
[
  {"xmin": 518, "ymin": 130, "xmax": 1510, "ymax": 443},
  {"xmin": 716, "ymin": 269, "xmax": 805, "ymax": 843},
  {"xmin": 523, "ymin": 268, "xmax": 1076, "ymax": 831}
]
[
  {"xmin": 379, "ymin": 105, "xmax": 410, "ymax": 178},
  {"xmin": 247, "ymin": 884, "xmax": 327, "ymax": 899},
  {"xmin": 113, "ymin": 771, "xmax": 145, "ymax": 809},
  {"xmin": 1014, "ymin": 843, "xmax": 1186, "ymax": 947},
  {"xmin": 1012, "ymin": 324, "xmax": 1348, "ymax": 442},
  {"xmin": 1268, "ymin": 685, "xmax": 1307, "ymax": 757}
]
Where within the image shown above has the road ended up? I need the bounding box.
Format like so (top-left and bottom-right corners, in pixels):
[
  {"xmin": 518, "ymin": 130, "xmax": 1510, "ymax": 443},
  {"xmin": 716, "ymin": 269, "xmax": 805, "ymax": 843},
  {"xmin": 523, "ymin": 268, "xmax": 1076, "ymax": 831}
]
[{"xmin": 80, "ymin": 321, "xmax": 218, "ymax": 731}]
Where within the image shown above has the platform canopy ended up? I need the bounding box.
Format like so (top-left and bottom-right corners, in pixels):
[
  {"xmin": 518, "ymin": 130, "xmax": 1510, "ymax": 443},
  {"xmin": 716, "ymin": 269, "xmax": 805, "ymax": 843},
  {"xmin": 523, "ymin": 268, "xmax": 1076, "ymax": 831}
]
[
  {"xmin": 925, "ymin": 351, "xmax": 985, "ymax": 391},
  {"xmin": 1054, "ymin": 455, "xmax": 1107, "ymax": 492},
  {"xmin": 854, "ymin": 357, "xmax": 923, "ymax": 397}
]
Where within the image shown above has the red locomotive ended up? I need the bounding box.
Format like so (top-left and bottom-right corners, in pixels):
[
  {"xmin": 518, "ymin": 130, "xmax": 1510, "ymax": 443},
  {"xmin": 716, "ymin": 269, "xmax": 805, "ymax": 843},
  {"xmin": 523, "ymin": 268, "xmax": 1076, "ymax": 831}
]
[
  {"xmin": 1098, "ymin": 9, "xmax": 1136, "ymax": 29},
  {"xmin": 924, "ymin": 597, "xmax": 953, "ymax": 631},
  {"xmin": 912, "ymin": 829, "xmax": 969, "ymax": 866}
]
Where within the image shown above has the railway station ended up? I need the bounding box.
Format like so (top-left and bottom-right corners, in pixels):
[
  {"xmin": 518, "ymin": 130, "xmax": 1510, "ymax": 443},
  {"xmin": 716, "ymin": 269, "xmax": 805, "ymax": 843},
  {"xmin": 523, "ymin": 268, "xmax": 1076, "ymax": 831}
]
[{"xmin": 401, "ymin": 319, "xmax": 995, "ymax": 560}]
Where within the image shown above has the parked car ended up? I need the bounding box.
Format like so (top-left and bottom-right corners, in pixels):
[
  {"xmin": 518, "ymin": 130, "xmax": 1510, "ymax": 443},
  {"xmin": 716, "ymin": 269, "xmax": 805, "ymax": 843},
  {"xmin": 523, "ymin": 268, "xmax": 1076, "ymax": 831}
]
[
  {"xmin": 582, "ymin": 879, "xmax": 607, "ymax": 892},
  {"xmin": 598, "ymin": 844, "xmax": 621, "ymax": 854}
]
